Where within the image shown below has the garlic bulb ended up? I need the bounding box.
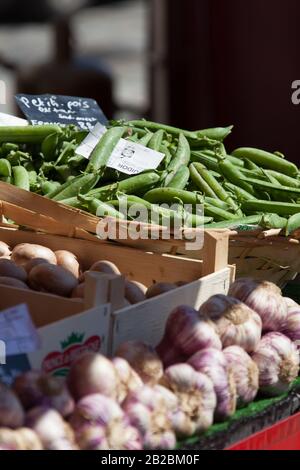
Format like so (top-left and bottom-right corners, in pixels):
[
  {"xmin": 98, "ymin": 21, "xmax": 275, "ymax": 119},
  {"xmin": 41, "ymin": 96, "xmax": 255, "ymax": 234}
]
[
  {"xmin": 199, "ymin": 295, "xmax": 262, "ymax": 353},
  {"xmin": 70, "ymin": 394, "xmax": 142, "ymax": 450},
  {"xmin": 223, "ymin": 346, "xmax": 259, "ymax": 407},
  {"xmin": 0, "ymin": 428, "xmax": 43, "ymax": 450},
  {"xmin": 26, "ymin": 407, "xmax": 78, "ymax": 450},
  {"xmin": 188, "ymin": 349, "xmax": 237, "ymax": 421},
  {"xmin": 13, "ymin": 371, "xmax": 74, "ymax": 417},
  {"xmin": 280, "ymin": 304, "xmax": 300, "ymax": 345},
  {"xmin": 252, "ymin": 332, "xmax": 299, "ymax": 396},
  {"xmin": 284, "ymin": 297, "xmax": 298, "ymax": 309},
  {"xmin": 156, "ymin": 305, "xmax": 222, "ymax": 367},
  {"xmin": 0, "ymin": 382, "xmax": 25, "ymax": 429},
  {"xmin": 115, "ymin": 341, "xmax": 163, "ymax": 385},
  {"xmin": 123, "ymin": 386, "xmax": 176, "ymax": 449},
  {"xmin": 67, "ymin": 352, "xmax": 119, "ymax": 401},
  {"xmin": 112, "ymin": 358, "xmax": 144, "ymax": 404},
  {"xmin": 160, "ymin": 364, "xmax": 216, "ymax": 436},
  {"xmin": 229, "ymin": 279, "xmax": 287, "ymax": 332}
]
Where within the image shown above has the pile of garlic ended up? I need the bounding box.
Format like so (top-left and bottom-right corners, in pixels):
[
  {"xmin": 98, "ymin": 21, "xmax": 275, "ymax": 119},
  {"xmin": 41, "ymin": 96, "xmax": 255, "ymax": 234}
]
[{"xmin": 0, "ymin": 278, "xmax": 299, "ymax": 451}]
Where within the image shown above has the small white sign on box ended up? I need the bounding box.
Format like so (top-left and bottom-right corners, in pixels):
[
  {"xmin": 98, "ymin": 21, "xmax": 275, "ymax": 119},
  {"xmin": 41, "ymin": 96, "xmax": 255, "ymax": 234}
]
[
  {"xmin": 107, "ymin": 139, "xmax": 165, "ymax": 175},
  {"xmin": 76, "ymin": 122, "xmax": 107, "ymax": 159},
  {"xmin": 0, "ymin": 112, "xmax": 28, "ymax": 127}
]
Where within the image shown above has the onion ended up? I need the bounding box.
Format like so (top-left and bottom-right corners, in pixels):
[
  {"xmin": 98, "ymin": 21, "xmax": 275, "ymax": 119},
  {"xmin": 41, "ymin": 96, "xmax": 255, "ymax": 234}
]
[
  {"xmin": 188, "ymin": 349, "xmax": 237, "ymax": 421},
  {"xmin": 67, "ymin": 353, "xmax": 119, "ymax": 401},
  {"xmin": 0, "ymin": 383, "xmax": 25, "ymax": 429},
  {"xmin": 229, "ymin": 279, "xmax": 287, "ymax": 332},
  {"xmin": 115, "ymin": 341, "xmax": 163, "ymax": 385},
  {"xmin": 70, "ymin": 394, "xmax": 142, "ymax": 450},
  {"xmin": 13, "ymin": 371, "xmax": 74, "ymax": 417},
  {"xmin": 11, "ymin": 244, "xmax": 57, "ymax": 267},
  {"xmin": 160, "ymin": 364, "xmax": 216, "ymax": 436},
  {"xmin": 223, "ymin": 346, "xmax": 259, "ymax": 407},
  {"xmin": 112, "ymin": 358, "xmax": 143, "ymax": 404},
  {"xmin": 123, "ymin": 386, "xmax": 176, "ymax": 449},
  {"xmin": 252, "ymin": 332, "xmax": 299, "ymax": 396},
  {"xmin": 156, "ymin": 305, "xmax": 222, "ymax": 367},
  {"xmin": 55, "ymin": 250, "xmax": 81, "ymax": 279},
  {"xmin": 199, "ymin": 295, "xmax": 262, "ymax": 353},
  {"xmin": 26, "ymin": 407, "xmax": 77, "ymax": 450}
]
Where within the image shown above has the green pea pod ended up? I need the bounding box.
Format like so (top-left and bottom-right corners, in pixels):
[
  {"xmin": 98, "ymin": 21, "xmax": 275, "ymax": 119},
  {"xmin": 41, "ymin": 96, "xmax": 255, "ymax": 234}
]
[
  {"xmin": 53, "ymin": 173, "xmax": 100, "ymax": 201},
  {"xmin": 138, "ymin": 133, "xmax": 154, "ymax": 146},
  {"xmin": 41, "ymin": 180, "xmax": 61, "ymax": 196},
  {"xmin": 89, "ymin": 171, "xmax": 161, "ymax": 199},
  {"xmin": 189, "ymin": 163, "xmax": 218, "ymax": 199},
  {"xmin": 86, "ymin": 199, "xmax": 126, "ymax": 219},
  {"xmin": 0, "ymin": 176, "xmax": 12, "ymax": 184},
  {"xmin": 242, "ymin": 200, "xmax": 300, "ymax": 216},
  {"xmin": 224, "ymin": 183, "xmax": 257, "ymax": 202},
  {"xmin": 144, "ymin": 187, "xmax": 200, "ymax": 205},
  {"xmin": 148, "ymin": 130, "xmax": 165, "ymax": 152},
  {"xmin": 86, "ymin": 126, "xmax": 125, "ymax": 173},
  {"xmin": 260, "ymin": 213, "xmax": 287, "ymax": 230},
  {"xmin": 286, "ymin": 213, "xmax": 300, "ymax": 236},
  {"xmin": 165, "ymin": 166, "xmax": 190, "ymax": 190},
  {"xmin": 0, "ymin": 159, "xmax": 11, "ymax": 177},
  {"xmin": 205, "ymin": 215, "xmax": 263, "ymax": 229},
  {"xmin": 12, "ymin": 166, "xmax": 30, "ymax": 191},
  {"xmin": 41, "ymin": 132, "xmax": 60, "ymax": 162},
  {"xmin": 191, "ymin": 151, "xmax": 219, "ymax": 172},
  {"xmin": 167, "ymin": 133, "xmax": 191, "ymax": 174},
  {"xmin": 0, "ymin": 125, "xmax": 62, "ymax": 144},
  {"xmin": 219, "ymin": 159, "xmax": 255, "ymax": 194},
  {"xmin": 232, "ymin": 147, "xmax": 298, "ymax": 177},
  {"xmin": 56, "ymin": 140, "xmax": 77, "ymax": 165},
  {"xmin": 204, "ymin": 204, "xmax": 239, "ymax": 221}
]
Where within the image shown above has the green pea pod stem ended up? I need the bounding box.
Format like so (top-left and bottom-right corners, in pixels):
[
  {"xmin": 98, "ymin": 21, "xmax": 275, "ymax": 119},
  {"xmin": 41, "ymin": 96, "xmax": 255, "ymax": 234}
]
[
  {"xmin": 86, "ymin": 126, "xmax": 125, "ymax": 173},
  {"xmin": 53, "ymin": 174, "xmax": 100, "ymax": 201},
  {"xmin": 224, "ymin": 183, "xmax": 257, "ymax": 201},
  {"xmin": 286, "ymin": 213, "xmax": 300, "ymax": 236},
  {"xmin": 203, "ymin": 149, "xmax": 245, "ymax": 168},
  {"xmin": 0, "ymin": 125, "xmax": 62, "ymax": 144},
  {"xmin": 242, "ymin": 200, "xmax": 300, "ymax": 216},
  {"xmin": 12, "ymin": 166, "xmax": 30, "ymax": 191},
  {"xmin": 205, "ymin": 215, "xmax": 263, "ymax": 229},
  {"xmin": 0, "ymin": 159, "xmax": 11, "ymax": 177},
  {"xmin": 189, "ymin": 163, "xmax": 218, "ymax": 199},
  {"xmin": 232, "ymin": 147, "xmax": 298, "ymax": 177},
  {"xmin": 165, "ymin": 166, "xmax": 190, "ymax": 190}
]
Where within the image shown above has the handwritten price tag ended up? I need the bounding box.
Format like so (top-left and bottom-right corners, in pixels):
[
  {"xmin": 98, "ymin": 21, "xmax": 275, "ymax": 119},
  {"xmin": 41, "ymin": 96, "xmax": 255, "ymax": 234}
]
[{"xmin": 15, "ymin": 94, "xmax": 108, "ymax": 131}]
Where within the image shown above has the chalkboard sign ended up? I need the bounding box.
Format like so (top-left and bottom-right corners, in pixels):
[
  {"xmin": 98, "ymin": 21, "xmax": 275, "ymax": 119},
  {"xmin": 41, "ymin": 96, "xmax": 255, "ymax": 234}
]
[{"xmin": 15, "ymin": 94, "xmax": 108, "ymax": 130}]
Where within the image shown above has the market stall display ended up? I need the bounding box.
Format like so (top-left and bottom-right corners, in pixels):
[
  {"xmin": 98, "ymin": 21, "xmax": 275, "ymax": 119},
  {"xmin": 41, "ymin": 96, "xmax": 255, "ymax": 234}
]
[{"xmin": 0, "ymin": 279, "xmax": 300, "ymax": 450}]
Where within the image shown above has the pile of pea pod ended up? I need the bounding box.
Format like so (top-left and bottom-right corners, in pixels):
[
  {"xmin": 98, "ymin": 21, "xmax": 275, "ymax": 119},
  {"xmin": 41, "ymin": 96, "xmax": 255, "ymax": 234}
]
[{"xmin": 1, "ymin": 119, "xmax": 300, "ymax": 235}]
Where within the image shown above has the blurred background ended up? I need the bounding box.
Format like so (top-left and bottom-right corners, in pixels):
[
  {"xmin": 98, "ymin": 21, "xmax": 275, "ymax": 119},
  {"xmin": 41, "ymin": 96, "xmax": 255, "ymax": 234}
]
[{"xmin": 0, "ymin": 0, "xmax": 299, "ymax": 162}]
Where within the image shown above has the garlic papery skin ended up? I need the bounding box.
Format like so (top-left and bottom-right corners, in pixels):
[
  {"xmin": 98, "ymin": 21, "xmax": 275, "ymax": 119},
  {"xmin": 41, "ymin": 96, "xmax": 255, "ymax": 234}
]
[
  {"xmin": 13, "ymin": 371, "xmax": 74, "ymax": 417},
  {"xmin": 123, "ymin": 386, "xmax": 176, "ymax": 450},
  {"xmin": 160, "ymin": 364, "xmax": 216, "ymax": 437},
  {"xmin": 228, "ymin": 279, "xmax": 287, "ymax": 332},
  {"xmin": 199, "ymin": 295, "xmax": 262, "ymax": 353},
  {"xmin": 26, "ymin": 407, "xmax": 78, "ymax": 450},
  {"xmin": 280, "ymin": 305, "xmax": 300, "ymax": 346},
  {"xmin": 67, "ymin": 352, "xmax": 119, "ymax": 401},
  {"xmin": 70, "ymin": 394, "xmax": 142, "ymax": 450},
  {"xmin": 284, "ymin": 297, "xmax": 298, "ymax": 309},
  {"xmin": 188, "ymin": 349, "xmax": 237, "ymax": 421},
  {"xmin": 156, "ymin": 305, "xmax": 222, "ymax": 367},
  {"xmin": 112, "ymin": 358, "xmax": 144, "ymax": 404},
  {"xmin": 115, "ymin": 341, "xmax": 163, "ymax": 385},
  {"xmin": 223, "ymin": 346, "xmax": 259, "ymax": 407},
  {"xmin": 252, "ymin": 332, "xmax": 300, "ymax": 397},
  {"xmin": 0, "ymin": 428, "xmax": 42, "ymax": 450}
]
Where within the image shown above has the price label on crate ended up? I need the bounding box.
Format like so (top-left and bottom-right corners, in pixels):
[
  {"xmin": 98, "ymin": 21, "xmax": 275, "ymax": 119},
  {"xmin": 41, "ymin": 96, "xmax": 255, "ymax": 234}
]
[
  {"xmin": 0, "ymin": 304, "xmax": 41, "ymax": 357},
  {"xmin": 15, "ymin": 94, "xmax": 108, "ymax": 131},
  {"xmin": 0, "ymin": 112, "xmax": 28, "ymax": 127}
]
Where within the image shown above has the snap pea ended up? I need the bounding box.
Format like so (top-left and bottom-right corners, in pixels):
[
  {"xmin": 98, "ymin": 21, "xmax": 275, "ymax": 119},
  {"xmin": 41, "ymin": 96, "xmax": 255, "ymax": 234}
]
[
  {"xmin": 167, "ymin": 133, "xmax": 191, "ymax": 174},
  {"xmin": 204, "ymin": 204, "xmax": 239, "ymax": 221},
  {"xmin": 232, "ymin": 147, "xmax": 298, "ymax": 177},
  {"xmin": 53, "ymin": 174, "xmax": 99, "ymax": 201},
  {"xmin": 286, "ymin": 213, "xmax": 300, "ymax": 236},
  {"xmin": 218, "ymin": 159, "xmax": 255, "ymax": 194},
  {"xmin": 144, "ymin": 187, "xmax": 201, "ymax": 205},
  {"xmin": 86, "ymin": 126, "xmax": 125, "ymax": 173},
  {"xmin": 0, "ymin": 125, "xmax": 62, "ymax": 144},
  {"xmin": 148, "ymin": 130, "xmax": 165, "ymax": 152},
  {"xmin": 12, "ymin": 166, "xmax": 30, "ymax": 191},
  {"xmin": 0, "ymin": 159, "xmax": 11, "ymax": 177},
  {"xmin": 205, "ymin": 215, "xmax": 263, "ymax": 229},
  {"xmin": 189, "ymin": 163, "xmax": 218, "ymax": 199},
  {"xmin": 138, "ymin": 133, "xmax": 154, "ymax": 146},
  {"xmin": 165, "ymin": 166, "xmax": 190, "ymax": 190},
  {"xmin": 242, "ymin": 200, "xmax": 300, "ymax": 216},
  {"xmin": 192, "ymin": 162, "xmax": 242, "ymax": 215}
]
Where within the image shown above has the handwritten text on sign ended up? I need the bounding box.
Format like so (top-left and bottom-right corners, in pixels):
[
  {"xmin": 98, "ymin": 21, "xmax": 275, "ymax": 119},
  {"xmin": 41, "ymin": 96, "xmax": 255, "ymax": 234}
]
[{"xmin": 15, "ymin": 94, "xmax": 108, "ymax": 131}]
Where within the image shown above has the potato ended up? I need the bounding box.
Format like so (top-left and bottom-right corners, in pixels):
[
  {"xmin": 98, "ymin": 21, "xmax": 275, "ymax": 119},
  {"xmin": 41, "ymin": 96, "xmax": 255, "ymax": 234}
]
[
  {"xmin": 11, "ymin": 244, "xmax": 57, "ymax": 267},
  {"xmin": 89, "ymin": 260, "xmax": 121, "ymax": 275},
  {"xmin": 29, "ymin": 264, "xmax": 78, "ymax": 297},
  {"xmin": 0, "ymin": 277, "xmax": 29, "ymax": 289},
  {"xmin": 24, "ymin": 258, "xmax": 50, "ymax": 275},
  {"xmin": 0, "ymin": 259, "xmax": 27, "ymax": 282},
  {"xmin": 55, "ymin": 251, "xmax": 81, "ymax": 279},
  {"xmin": 0, "ymin": 242, "xmax": 11, "ymax": 258},
  {"xmin": 71, "ymin": 283, "xmax": 85, "ymax": 299},
  {"xmin": 146, "ymin": 282, "xmax": 177, "ymax": 299},
  {"xmin": 125, "ymin": 280, "xmax": 147, "ymax": 305}
]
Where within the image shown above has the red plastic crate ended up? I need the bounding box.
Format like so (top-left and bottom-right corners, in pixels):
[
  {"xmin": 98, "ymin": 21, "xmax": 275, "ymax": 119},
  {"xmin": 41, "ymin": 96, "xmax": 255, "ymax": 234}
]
[{"xmin": 227, "ymin": 412, "xmax": 300, "ymax": 450}]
